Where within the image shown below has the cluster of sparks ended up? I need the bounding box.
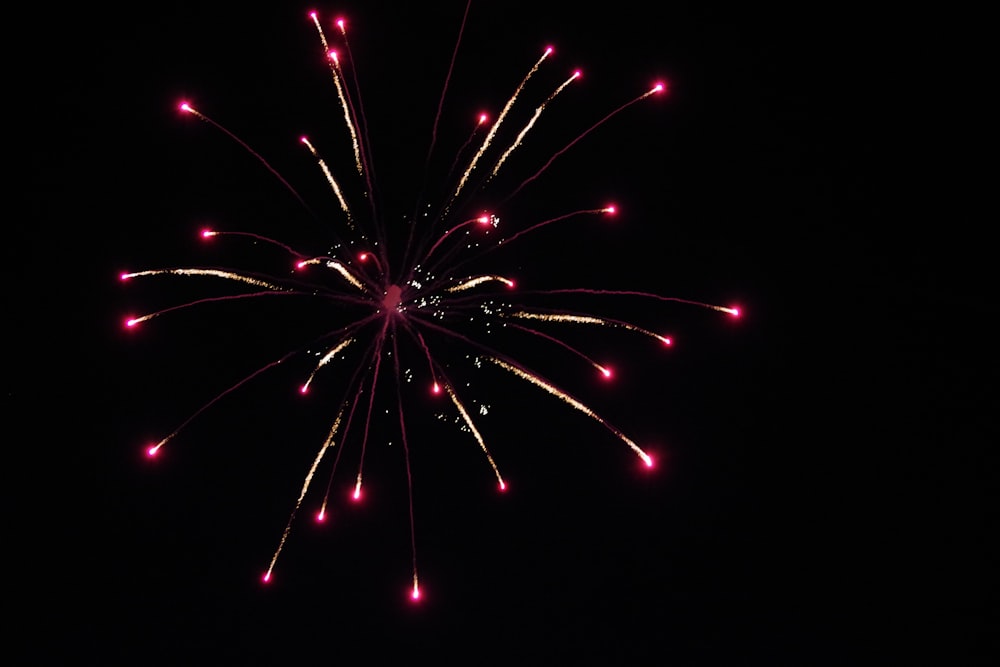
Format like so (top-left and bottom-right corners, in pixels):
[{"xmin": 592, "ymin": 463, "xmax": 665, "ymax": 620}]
[{"xmin": 122, "ymin": 6, "xmax": 740, "ymax": 602}]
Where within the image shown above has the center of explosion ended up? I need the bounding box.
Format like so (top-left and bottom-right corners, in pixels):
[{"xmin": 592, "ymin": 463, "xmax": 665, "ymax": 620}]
[{"xmin": 382, "ymin": 284, "xmax": 403, "ymax": 311}]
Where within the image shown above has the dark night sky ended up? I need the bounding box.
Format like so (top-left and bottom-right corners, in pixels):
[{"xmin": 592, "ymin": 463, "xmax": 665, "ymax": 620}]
[{"xmin": 14, "ymin": 1, "xmax": 992, "ymax": 664}]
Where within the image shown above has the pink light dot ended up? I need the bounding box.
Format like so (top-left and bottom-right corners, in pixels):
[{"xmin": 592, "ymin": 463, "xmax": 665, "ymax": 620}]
[
  {"xmin": 652, "ymin": 81, "xmax": 666, "ymax": 94},
  {"xmin": 316, "ymin": 510, "xmax": 326, "ymax": 523},
  {"xmin": 299, "ymin": 136, "xmax": 308, "ymax": 144},
  {"xmin": 352, "ymin": 488, "xmax": 361, "ymax": 501},
  {"xmin": 358, "ymin": 252, "xmax": 368, "ymax": 261},
  {"xmin": 119, "ymin": 272, "xmax": 130, "ymax": 281},
  {"xmin": 432, "ymin": 382, "xmax": 441, "ymax": 395},
  {"xmin": 125, "ymin": 318, "xmax": 138, "ymax": 328},
  {"xmin": 200, "ymin": 229, "xmax": 214, "ymax": 238},
  {"xmin": 499, "ymin": 481, "xmax": 507, "ymax": 492},
  {"xmin": 643, "ymin": 454, "xmax": 654, "ymax": 469},
  {"xmin": 506, "ymin": 279, "xmax": 516, "ymax": 289},
  {"xmin": 262, "ymin": 572, "xmax": 272, "ymax": 584},
  {"xmin": 478, "ymin": 113, "xmax": 488, "ymax": 124},
  {"xmin": 477, "ymin": 214, "xmax": 490, "ymax": 225},
  {"xmin": 328, "ymin": 50, "xmax": 338, "ymax": 62},
  {"xmin": 411, "ymin": 585, "xmax": 421, "ymax": 601},
  {"xmin": 336, "ymin": 18, "xmax": 345, "ymax": 30},
  {"xmin": 730, "ymin": 306, "xmax": 741, "ymax": 318},
  {"xmin": 309, "ymin": 11, "xmax": 317, "ymax": 20},
  {"xmin": 604, "ymin": 204, "xmax": 616, "ymax": 215},
  {"xmin": 601, "ymin": 367, "xmax": 612, "ymax": 379},
  {"xmin": 146, "ymin": 445, "xmax": 158, "ymax": 458},
  {"xmin": 299, "ymin": 385, "xmax": 309, "ymax": 394},
  {"xmin": 573, "ymin": 69, "xmax": 582, "ymax": 79},
  {"xmin": 179, "ymin": 102, "xmax": 192, "ymax": 112},
  {"xmin": 544, "ymin": 46, "xmax": 554, "ymax": 56},
  {"xmin": 296, "ymin": 260, "xmax": 307, "ymax": 269}
]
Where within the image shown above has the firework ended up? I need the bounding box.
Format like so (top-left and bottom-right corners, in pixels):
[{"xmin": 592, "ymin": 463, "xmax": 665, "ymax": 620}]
[{"xmin": 122, "ymin": 6, "xmax": 740, "ymax": 601}]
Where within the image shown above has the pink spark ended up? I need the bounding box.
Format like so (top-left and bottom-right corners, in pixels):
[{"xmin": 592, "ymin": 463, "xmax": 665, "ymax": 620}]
[
  {"xmin": 652, "ymin": 81, "xmax": 666, "ymax": 94},
  {"xmin": 200, "ymin": 228, "xmax": 215, "ymax": 239},
  {"xmin": 600, "ymin": 366, "xmax": 613, "ymax": 379},
  {"xmin": 411, "ymin": 583, "xmax": 421, "ymax": 601},
  {"xmin": 146, "ymin": 444, "xmax": 159, "ymax": 458},
  {"xmin": 432, "ymin": 382, "xmax": 441, "ymax": 395},
  {"xmin": 478, "ymin": 113, "xmax": 488, "ymax": 125},
  {"xmin": 299, "ymin": 136, "xmax": 309, "ymax": 144},
  {"xmin": 544, "ymin": 46, "xmax": 554, "ymax": 56},
  {"xmin": 299, "ymin": 385, "xmax": 309, "ymax": 395},
  {"xmin": 352, "ymin": 484, "xmax": 362, "ymax": 501},
  {"xmin": 336, "ymin": 18, "xmax": 345, "ymax": 32},
  {"xmin": 498, "ymin": 480, "xmax": 507, "ymax": 492},
  {"xmin": 662, "ymin": 337, "xmax": 672, "ymax": 346},
  {"xmin": 308, "ymin": 11, "xmax": 317, "ymax": 20},
  {"xmin": 506, "ymin": 279, "xmax": 516, "ymax": 289},
  {"xmin": 477, "ymin": 214, "xmax": 491, "ymax": 225},
  {"xmin": 358, "ymin": 252, "xmax": 369, "ymax": 261},
  {"xmin": 328, "ymin": 50, "xmax": 339, "ymax": 64},
  {"xmin": 642, "ymin": 454, "xmax": 654, "ymax": 469},
  {"xmin": 296, "ymin": 260, "xmax": 308, "ymax": 269},
  {"xmin": 572, "ymin": 69, "xmax": 582, "ymax": 79},
  {"xmin": 262, "ymin": 572, "xmax": 272, "ymax": 584},
  {"xmin": 125, "ymin": 317, "xmax": 139, "ymax": 328},
  {"xmin": 119, "ymin": 272, "xmax": 130, "ymax": 281},
  {"xmin": 729, "ymin": 306, "xmax": 741, "ymax": 318},
  {"xmin": 316, "ymin": 509, "xmax": 326, "ymax": 523},
  {"xmin": 604, "ymin": 204, "xmax": 616, "ymax": 215},
  {"xmin": 179, "ymin": 101, "xmax": 194, "ymax": 113}
]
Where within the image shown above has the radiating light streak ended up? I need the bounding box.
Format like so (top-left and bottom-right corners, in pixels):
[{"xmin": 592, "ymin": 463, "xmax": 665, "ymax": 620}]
[
  {"xmin": 301, "ymin": 136, "xmax": 353, "ymax": 225},
  {"xmin": 444, "ymin": 275, "xmax": 515, "ymax": 292},
  {"xmin": 497, "ymin": 206, "xmax": 614, "ymax": 249},
  {"xmin": 300, "ymin": 338, "xmax": 355, "ymax": 393},
  {"xmin": 443, "ymin": 383, "xmax": 506, "ymax": 490},
  {"xmin": 451, "ymin": 46, "xmax": 553, "ymax": 202},
  {"xmin": 510, "ymin": 311, "xmax": 672, "ymax": 346},
  {"xmin": 487, "ymin": 357, "xmax": 652, "ymax": 467},
  {"xmin": 506, "ymin": 82, "xmax": 665, "ymax": 202},
  {"xmin": 178, "ymin": 102, "xmax": 312, "ymax": 213},
  {"xmin": 491, "ymin": 69, "xmax": 581, "ymax": 179},
  {"xmin": 294, "ymin": 258, "xmax": 366, "ymax": 291},
  {"xmin": 265, "ymin": 410, "xmax": 345, "ymax": 582},
  {"xmin": 121, "ymin": 268, "xmax": 283, "ymax": 290}
]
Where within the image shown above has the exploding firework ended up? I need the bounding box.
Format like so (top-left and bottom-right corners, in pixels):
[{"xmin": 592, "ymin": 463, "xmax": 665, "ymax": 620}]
[{"xmin": 121, "ymin": 6, "xmax": 739, "ymax": 600}]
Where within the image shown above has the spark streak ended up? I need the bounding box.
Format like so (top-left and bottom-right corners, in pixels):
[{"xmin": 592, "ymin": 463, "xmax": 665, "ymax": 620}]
[
  {"xmin": 491, "ymin": 69, "xmax": 581, "ymax": 178},
  {"xmin": 510, "ymin": 311, "xmax": 672, "ymax": 346},
  {"xmin": 443, "ymin": 383, "xmax": 505, "ymax": 489},
  {"xmin": 451, "ymin": 47, "xmax": 553, "ymax": 203},
  {"xmin": 265, "ymin": 410, "xmax": 345, "ymax": 582},
  {"xmin": 487, "ymin": 357, "xmax": 652, "ymax": 466}
]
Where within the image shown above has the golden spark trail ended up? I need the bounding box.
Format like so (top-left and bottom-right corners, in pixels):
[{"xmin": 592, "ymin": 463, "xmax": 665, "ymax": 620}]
[
  {"xmin": 452, "ymin": 47, "xmax": 552, "ymax": 202},
  {"xmin": 265, "ymin": 410, "xmax": 345, "ymax": 582},
  {"xmin": 445, "ymin": 275, "xmax": 515, "ymax": 292},
  {"xmin": 310, "ymin": 14, "xmax": 363, "ymax": 175},
  {"xmin": 309, "ymin": 11, "xmax": 331, "ymax": 53},
  {"xmin": 301, "ymin": 137, "xmax": 353, "ymax": 225},
  {"xmin": 121, "ymin": 269, "xmax": 283, "ymax": 290},
  {"xmin": 488, "ymin": 357, "xmax": 652, "ymax": 466},
  {"xmin": 443, "ymin": 384, "xmax": 505, "ymax": 489},
  {"xmin": 491, "ymin": 70, "xmax": 580, "ymax": 179},
  {"xmin": 296, "ymin": 258, "xmax": 366, "ymax": 291},
  {"xmin": 510, "ymin": 311, "xmax": 672, "ymax": 346},
  {"xmin": 301, "ymin": 338, "xmax": 355, "ymax": 393},
  {"xmin": 324, "ymin": 50, "xmax": 364, "ymax": 176}
]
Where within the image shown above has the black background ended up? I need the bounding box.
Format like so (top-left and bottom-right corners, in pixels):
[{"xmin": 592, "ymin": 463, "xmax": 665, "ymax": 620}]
[{"xmin": 14, "ymin": 1, "xmax": 992, "ymax": 664}]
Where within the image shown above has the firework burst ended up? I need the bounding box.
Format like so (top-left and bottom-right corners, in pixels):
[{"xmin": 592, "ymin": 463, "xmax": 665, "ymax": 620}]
[{"xmin": 121, "ymin": 6, "xmax": 740, "ymax": 600}]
